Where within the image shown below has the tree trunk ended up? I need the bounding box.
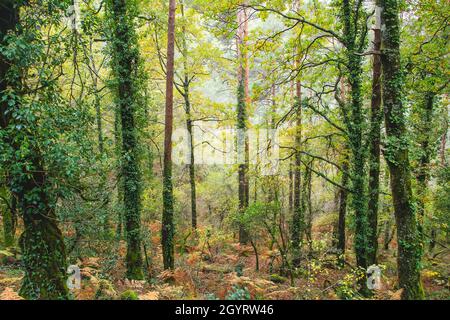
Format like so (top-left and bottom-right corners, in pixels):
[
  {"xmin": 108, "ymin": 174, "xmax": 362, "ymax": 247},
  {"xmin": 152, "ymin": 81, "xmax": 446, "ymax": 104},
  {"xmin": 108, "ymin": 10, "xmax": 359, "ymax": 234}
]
[
  {"xmin": 0, "ymin": 0, "xmax": 69, "ymax": 299},
  {"xmin": 416, "ymin": 92, "xmax": 435, "ymax": 243},
  {"xmin": 337, "ymin": 157, "xmax": 349, "ymax": 266},
  {"xmin": 180, "ymin": 2, "xmax": 197, "ymax": 230},
  {"xmin": 367, "ymin": 7, "xmax": 383, "ymax": 266},
  {"xmin": 236, "ymin": 5, "xmax": 250, "ymax": 244},
  {"xmin": 340, "ymin": 0, "xmax": 369, "ymax": 292},
  {"xmin": 162, "ymin": 0, "xmax": 177, "ymax": 269},
  {"xmin": 380, "ymin": 0, "xmax": 424, "ymax": 299},
  {"xmin": 108, "ymin": 0, "xmax": 143, "ymax": 279}
]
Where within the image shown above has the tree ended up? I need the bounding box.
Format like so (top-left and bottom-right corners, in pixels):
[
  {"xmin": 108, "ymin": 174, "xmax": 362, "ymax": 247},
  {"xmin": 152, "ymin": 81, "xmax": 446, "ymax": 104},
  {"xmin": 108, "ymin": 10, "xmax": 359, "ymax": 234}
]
[
  {"xmin": 162, "ymin": 0, "xmax": 177, "ymax": 270},
  {"xmin": 0, "ymin": 0, "xmax": 69, "ymax": 299},
  {"xmin": 236, "ymin": 3, "xmax": 250, "ymax": 244},
  {"xmin": 107, "ymin": 0, "xmax": 144, "ymax": 279},
  {"xmin": 291, "ymin": 0, "xmax": 304, "ymax": 268},
  {"xmin": 367, "ymin": 3, "xmax": 383, "ymax": 266},
  {"xmin": 380, "ymin": 0, "xmax": 424, "ymax": 299}
]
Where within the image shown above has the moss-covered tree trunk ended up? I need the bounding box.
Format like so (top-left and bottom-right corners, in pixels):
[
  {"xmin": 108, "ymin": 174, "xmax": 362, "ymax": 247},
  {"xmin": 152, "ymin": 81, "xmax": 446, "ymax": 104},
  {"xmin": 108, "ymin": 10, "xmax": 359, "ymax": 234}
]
[
  {"xmin": 108, "ymin": 0, "xmax": 143, "ymax": 279},
  {"xmin": 367, "ymin": 6, "xmax": 383, "ymax": 265},
  {"xmin": 340, "ymin": 0, "xmax": 369, "ymax": 287},
  {"xmin": 380, "ymin": 0, "xmax": 424, "ymax": 300},
  {"xmin": 162, "ymin": 0, "xmax": 177, "ymax": 270},
  {"xmin": 0, "ymin": 0, "xmax": 69, "ymax": 299},
  {"xmin": 16, "ymin": 157, "xmax": 69, "ymax": 299},
  {"xmin": 236, "ymin": 5, "xmax": 250, "ymax": 244},
  {"xmin": 337, "ymin": 157, "xmax": 349, "ymax": 266},
  {"xmin": 292, "ymin": 89, "xmax": 303, "ymax": 267}
]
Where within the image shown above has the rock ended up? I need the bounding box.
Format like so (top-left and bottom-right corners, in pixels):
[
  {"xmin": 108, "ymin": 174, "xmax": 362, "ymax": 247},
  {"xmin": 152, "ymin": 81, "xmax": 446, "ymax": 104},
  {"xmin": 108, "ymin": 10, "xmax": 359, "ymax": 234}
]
[
  {"xmin": 94, "ymin": 279, "xmax": 117, "ymax": 300},
  {"xmin": 269, "ymin": 274, "xmax": 288, "ymax": 284}
]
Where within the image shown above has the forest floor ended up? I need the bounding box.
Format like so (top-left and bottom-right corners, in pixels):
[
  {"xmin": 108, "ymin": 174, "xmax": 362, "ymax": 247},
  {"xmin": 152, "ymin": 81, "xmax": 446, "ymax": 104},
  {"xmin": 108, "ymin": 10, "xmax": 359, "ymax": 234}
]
[{"xmin": 0, "ymin": 223, "xmax": 448, "ymax": 300}]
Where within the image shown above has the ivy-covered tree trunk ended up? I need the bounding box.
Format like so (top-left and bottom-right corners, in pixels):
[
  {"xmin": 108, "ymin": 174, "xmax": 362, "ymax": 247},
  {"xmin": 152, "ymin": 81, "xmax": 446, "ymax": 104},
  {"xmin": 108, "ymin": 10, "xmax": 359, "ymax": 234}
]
[
  {"xmin": 108, "ymin": 0, "xmax": 143, "ymax": 279},
  {"xmin": 340, "ymin": 0, "xmax": 369, "ymax": 286},
  {"xmin": 367, "ymin": 6, "xmax": 383, "ymax": 265},
  {"xmin": 162, "ymin": 0, "xmax": 177, "ymax": 270},
  {"xmin": 236, "ymin": 5, "xmax": 250, "ymax": 244},
  {"xmin": 0, "ymin": 0, "xmax": 68, "ymax": 299},
  {"xmin": 380, "ymin": 0, "xmax": 424, "ymax": 300},
  {"xmin": 16, "ymin": 157, "xmax": 69, "ymax": 299},
  {"xmin": 337, "ymin": 157, "xmax": 349, "ymax": 266},
  {"xmin": 292, "ymin": 86, "xmax": 303, "ymax": 267}
]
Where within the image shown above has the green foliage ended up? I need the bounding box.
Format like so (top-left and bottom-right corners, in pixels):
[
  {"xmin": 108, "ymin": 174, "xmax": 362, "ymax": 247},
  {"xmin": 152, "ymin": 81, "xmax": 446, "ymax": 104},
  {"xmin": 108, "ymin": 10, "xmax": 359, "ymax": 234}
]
[
  {"xmin": 120, "ymin": 289, "xmax": 139, "ymax": 300},
  {"xmin": 225, "ymin": 285, "xmax": 251, "ymax": 300}
]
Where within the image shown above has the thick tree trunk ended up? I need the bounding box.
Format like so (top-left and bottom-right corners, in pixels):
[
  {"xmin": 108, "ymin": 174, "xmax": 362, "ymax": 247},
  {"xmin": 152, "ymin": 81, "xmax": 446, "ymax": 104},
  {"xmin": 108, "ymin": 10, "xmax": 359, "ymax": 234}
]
[
  {"xmin": 367, "ymin": 9, "xmax": 383, "ymax": 266},
  {"xmin": 380, "ymin": 0, "xmax": 424, "ymax": 299},
  {"xmin": 340, "ymin": 1, "xmax": 369, "ymax": 294},
  {"xmin": 0, "ymin": 0, "xmax": 68, "ymax": 299},
  {"xmin": 162, "ymin": 0, "xmax": 177, "ymax": 269},
  {"xmin": 108, "ymin": 0, "xmax": 143, "ymax": 279}
]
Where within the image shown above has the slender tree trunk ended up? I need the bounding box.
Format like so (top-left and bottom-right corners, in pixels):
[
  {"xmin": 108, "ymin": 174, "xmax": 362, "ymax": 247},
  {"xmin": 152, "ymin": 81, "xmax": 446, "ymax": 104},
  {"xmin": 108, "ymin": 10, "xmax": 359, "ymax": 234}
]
[
  {"xmin": 431, "ymin": 105, "xmax": 448, "ymax": 252},
  {"xmin": 291, "ymin": 3, "xmax": 303, "ymax": 265},
  {"xmin": 303, "ymin": 161, "xmax": 313, "ymax": 254},
  {"xmin": 108, "ymin": 0, "xmax": 143, "ymax": 279},
  {"xmin": 94, "ymin": 90, "xmax": 104, "ymax": 155},
  {"xmin": 180, "ymin": 2, "xmax": 197, "ymax": 230},
  {"xmin": 114, "ymin": 107, "xmax": 124, "ymax": 238},
  {"xmin": 367, "ymin": 7, "xmax": 383, "ymax": 265},
  {"xmin": 162, "ymin": 0, "xmax": 177, "ymax": 269},
  {"xmin": 288, "ymin": 161, "xmax": 293, "ymax": 214},
  {"xmin": 380, "ymin": 0, "xmax": 424, "ymax": 299},
  {"xmin": 236, "ymin": 5, "xmax": 250, "ymax": 244},
  {"xmin": 416, "ymin": 92, "xmax": 435, "ymax": 242},
  {"xmin": 337, "ymin": 157, "xmax": 349, "ymax": 266}
]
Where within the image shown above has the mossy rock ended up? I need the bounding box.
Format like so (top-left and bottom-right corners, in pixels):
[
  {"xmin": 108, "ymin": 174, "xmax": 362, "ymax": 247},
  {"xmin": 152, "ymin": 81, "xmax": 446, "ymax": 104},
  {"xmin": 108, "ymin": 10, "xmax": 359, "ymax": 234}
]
[
  {"xmin": 269, "ymin": 274, "xmax": 288, "ymax": 284},
  {"xmin": 94, "ymin": 279, "xmax": 117, "ymax": 300},
  {"xmin": 120, "ymin": 290, "xmax": 139, "ymax": 300}
]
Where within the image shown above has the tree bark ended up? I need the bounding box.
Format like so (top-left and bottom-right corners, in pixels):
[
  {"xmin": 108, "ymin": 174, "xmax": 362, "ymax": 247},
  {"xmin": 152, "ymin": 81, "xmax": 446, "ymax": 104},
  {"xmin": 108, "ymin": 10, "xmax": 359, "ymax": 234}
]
[
  {"xmin": 180, "ymin": 2, "xmax": 197, "ymax": 230},
  {"xmin": 367, "ymin": 7, "xmax": 383, "ymax": 266},
  {"xmin": 108, "ymin": 0, "xmax": 143, "ymax": 279},
  {"xmin": 380, "ymin": 0, "xmax": 424, "ymax": 299},
  {"xmin": 0, "ymin": 1, "xmax": 69, "ymax": 299},
  {"xmin": 337, "ymin": 157, "xmax": 349, "ymax": 266},
  {"xmin": 236, "ymin": 5, "xmax": 250, "ymax": 244},
  {"xmin": 162, "ymin": 0, "xmax": 177, "ymax": 269}
]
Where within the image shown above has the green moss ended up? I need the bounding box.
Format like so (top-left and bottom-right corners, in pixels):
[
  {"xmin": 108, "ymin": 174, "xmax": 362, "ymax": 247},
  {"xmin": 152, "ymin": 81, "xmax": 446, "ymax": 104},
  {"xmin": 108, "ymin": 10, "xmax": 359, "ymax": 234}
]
[{"xmin": 120, "ymin": 289, "xmax": 139, "ymax": 300}]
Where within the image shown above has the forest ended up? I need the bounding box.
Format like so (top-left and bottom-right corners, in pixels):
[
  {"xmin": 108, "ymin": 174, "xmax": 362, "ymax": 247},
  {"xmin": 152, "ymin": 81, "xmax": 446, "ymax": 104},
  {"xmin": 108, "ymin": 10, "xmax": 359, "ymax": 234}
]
[{"xmin": 0, "ymin": 0, "xmax": 448, "ymax": 302}]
